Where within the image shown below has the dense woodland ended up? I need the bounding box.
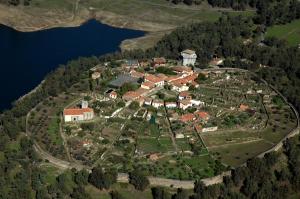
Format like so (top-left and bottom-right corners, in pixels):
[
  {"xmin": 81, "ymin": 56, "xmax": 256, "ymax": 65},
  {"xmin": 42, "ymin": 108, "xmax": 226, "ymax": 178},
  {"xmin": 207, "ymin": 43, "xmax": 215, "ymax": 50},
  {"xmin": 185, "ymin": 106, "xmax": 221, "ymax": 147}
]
[{"xmin": 0, "ymin": 0, "xmax": 300, "ymax": 198}]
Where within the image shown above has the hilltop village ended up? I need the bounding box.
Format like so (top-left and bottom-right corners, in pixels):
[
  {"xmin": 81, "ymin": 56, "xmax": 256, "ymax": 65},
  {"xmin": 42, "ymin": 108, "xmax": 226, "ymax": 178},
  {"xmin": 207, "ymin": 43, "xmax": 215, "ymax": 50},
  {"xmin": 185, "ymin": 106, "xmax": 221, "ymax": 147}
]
[
  {"xmin": 27, "ymin": 49, "xmax": 296, "ymax": 180},
  {"xmin": 64, "ymin": 50, "xmax": 226, "ymax": 133}
]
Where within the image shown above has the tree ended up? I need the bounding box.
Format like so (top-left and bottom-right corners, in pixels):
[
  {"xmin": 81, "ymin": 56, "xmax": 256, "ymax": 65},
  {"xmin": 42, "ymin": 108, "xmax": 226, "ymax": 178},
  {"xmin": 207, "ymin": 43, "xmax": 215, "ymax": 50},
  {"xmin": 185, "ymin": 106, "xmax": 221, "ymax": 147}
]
[
  {"xmin": 110, "ymin": 190, "xmax": 125, "ymax": 199},
  {"xmin": 151, "ymin": 187, "xmax": 169, "ymax": 199},
  {"xmin": 71, "ymin": 186, "xmax": 91, "ymax": 199},
  {"xmin": 173, "ymin": 188, "xmax": 188, "ymax": 199},
  {"xmin": 88, "ymin": 167, "xmax": 117, "ymax": 190},
  {"xmin": 74, "ymin": 169, "xmax": 89, "ymax": 186},
  {"xmin": 129, "ymin": 171, "xmax": 150, "ymax": 191}
]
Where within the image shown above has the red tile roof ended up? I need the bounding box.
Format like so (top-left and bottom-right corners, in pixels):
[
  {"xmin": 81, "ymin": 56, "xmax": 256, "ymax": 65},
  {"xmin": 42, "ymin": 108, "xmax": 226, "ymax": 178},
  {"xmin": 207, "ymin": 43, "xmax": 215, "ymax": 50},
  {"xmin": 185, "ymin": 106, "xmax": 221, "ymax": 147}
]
[
  {"xmin": 194, "ymin": 111, "xmax": 209, "ymax": 120},
  {"xmin": 64, "ymin": 108, "xmax": 93, "ymax": 116},
  {"xmin": 141, "ymin": 81, "xmax": 155, "ymax": 89},
  {"xmin": 180, "ymin": 113, "xmax": 195, "ymax": 122},
  {"xmin": 122, "ymin": 91, "xmax": 140, "ymax": 100},
  {"xmin": 145, "ymin": 74, "xmax": 164, "ymax": 83},
  {"xmin": 240, "ymin": 104, "xmax": 249, "ymax": 111},
  {"xmin": 153, "ymin": 57, "xmax": 166, "ymax": 64},
  {"xmin": 110, "ymin": 91, "xmax": 117, "ymax": 96},
  {"xmin": 179, "ymin": 91, "xmax": 190, "ymax": 97}
]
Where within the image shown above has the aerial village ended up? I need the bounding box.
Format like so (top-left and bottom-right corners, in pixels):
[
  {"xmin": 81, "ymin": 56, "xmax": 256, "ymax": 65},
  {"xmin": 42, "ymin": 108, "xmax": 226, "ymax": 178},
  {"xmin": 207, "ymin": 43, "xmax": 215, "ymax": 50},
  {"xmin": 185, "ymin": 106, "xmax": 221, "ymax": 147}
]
[{"xmin": 27, "ymin": 49, "xmax": 297, "ymax": 180}]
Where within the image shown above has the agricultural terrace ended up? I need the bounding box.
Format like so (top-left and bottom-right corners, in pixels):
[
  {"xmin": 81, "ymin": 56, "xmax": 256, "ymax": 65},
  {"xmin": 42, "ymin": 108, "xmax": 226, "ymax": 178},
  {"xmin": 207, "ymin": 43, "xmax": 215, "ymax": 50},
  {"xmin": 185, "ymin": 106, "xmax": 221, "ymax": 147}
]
[{"xmin": 27, "ymin": 59, "xmax": 297, "ymax": 180}]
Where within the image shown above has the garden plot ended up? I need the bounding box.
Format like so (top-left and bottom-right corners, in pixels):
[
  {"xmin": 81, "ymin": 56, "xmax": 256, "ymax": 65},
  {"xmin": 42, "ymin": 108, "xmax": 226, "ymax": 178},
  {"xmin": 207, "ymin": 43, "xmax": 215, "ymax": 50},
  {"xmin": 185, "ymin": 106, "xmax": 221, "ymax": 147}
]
[{"xmin": 91, "ymin": 99, "xmax": 124, "ymax": 117}]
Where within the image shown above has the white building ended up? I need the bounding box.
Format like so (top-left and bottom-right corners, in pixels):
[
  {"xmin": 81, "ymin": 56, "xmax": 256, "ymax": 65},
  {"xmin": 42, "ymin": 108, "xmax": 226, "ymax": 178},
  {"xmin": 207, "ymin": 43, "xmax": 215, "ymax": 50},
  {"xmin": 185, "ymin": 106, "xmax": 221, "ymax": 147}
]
[
  {"xmin": 181, "ymin": 49, "xmax": 197, "ymax": 66},
  {"xmin": 152, "ymin": 100, "xmax": 164, "ymax": 109},
  {"xmin": 202, "ymin": 126, "xmax": 218, "ymax": 132},
  {"xmin": 179, "ymin": 100, "xmax": 193, "ymax": 110},
  {"xmin": 64, "ymin": 101, "xmax": 94, "ymax": 122},
  {"xmin": 109, "ymin": 91, "xmax": 118, "ymax": 99},
  {"xmin": 191, "ymin": 99, "xmax": 205, "ymax": 106},
  {"xmin": 64, "ymin": 108, "xmax": 94, "ymax": 122},
  {"xmin": 172, "ymin": 84, "xmax": 189, "ymax": 92},
  {"xmin": 165, "ymin": 102, "xmax": 177, "ymax": 109}
]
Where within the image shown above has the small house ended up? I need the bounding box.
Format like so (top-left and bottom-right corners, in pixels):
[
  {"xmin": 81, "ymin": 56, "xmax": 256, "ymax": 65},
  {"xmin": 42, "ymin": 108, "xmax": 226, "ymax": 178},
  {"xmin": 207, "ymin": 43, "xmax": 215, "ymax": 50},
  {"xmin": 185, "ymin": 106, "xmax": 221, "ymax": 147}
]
[
  {"xmin": 179, "ymin": 100, "xmax": 193, "ymax": 110},
  {"xmin": 180, "ymin": 113, "xmax": 196, "ymax": 122},
  {"xmin": 178, "ymin": 91, "xmax": 191, "ymax": 100},
  {"xmin": 152, "ymin": 100, "xmax": 164, "ymax": 109},
  {"xmin": 141, "ymin": 81, "xmax": 155, "ymax": 90},
  {"xmin": 91, "ymin": 71, "xmax": 101, "ymax": 80},
  {"xmin": 109, "ymin": 91, "xmax": 118, "ymax": 99},
  {"xmin": 152, "ymin": 57, "xmax": 166, "ymax": 67},
  {"xmin": 144, "ymin": 98, "xmax": 153, "ymax": 106}
]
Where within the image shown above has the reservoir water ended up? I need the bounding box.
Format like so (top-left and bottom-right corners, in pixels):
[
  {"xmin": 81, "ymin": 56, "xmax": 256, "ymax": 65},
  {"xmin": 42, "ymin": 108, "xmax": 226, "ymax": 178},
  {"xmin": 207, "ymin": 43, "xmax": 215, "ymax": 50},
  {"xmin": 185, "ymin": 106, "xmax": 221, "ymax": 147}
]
[{"xmin": 0, "ymin": 20, "xmax": 144, "ymax": 111}]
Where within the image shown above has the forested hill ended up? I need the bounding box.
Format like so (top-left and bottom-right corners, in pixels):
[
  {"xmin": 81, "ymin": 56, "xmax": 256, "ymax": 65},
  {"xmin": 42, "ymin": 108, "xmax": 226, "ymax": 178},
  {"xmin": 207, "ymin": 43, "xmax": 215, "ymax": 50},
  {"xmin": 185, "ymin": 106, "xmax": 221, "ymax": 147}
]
[
  {"xmin": 169, "ymin": 0, "xmax": 300, "ymax": 26},
  {"xmin": 0, "ymin": 1, "xmax": 299, "ymax": 199}
]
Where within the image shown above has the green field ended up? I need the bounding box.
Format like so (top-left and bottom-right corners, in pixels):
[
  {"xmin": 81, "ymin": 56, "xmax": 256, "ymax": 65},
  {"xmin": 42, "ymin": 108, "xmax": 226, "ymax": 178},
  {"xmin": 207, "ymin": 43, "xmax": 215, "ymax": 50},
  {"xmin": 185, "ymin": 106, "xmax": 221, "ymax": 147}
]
[
  {"xmin": 210, "ymin": 140, "xmax": 273, "ymax": 166},
  {"xmin": 266, "ymin": 19, "xmax": 300, "ymax": 46}
]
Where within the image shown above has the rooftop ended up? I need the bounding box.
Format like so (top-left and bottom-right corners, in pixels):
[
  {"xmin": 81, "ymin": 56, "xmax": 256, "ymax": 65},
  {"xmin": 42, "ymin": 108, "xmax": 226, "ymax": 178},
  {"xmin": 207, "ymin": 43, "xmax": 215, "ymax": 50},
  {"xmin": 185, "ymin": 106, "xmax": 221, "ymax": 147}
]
[
  {"xmin": 109, "ymin": 74, "xmax": 139, "ymax": 88},
  {"xmin": 64, "ymin": 108, "xmax": 93, "ymax": 116},
  {"xmin": 181, "ymin": 113, "xmax": 195, "ymax": 122},
  {"xmin": 181, "ymin": 49, "xmax": 196, "ymax": 55}
]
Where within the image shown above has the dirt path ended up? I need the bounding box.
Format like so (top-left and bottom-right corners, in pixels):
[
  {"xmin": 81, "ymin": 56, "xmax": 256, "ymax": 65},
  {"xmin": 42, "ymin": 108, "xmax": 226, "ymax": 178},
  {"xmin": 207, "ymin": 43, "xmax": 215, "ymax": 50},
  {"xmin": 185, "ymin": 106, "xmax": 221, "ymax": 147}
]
[{"xmin": 164, "ymin": 107, "xmax": 179, "ymax": 152}]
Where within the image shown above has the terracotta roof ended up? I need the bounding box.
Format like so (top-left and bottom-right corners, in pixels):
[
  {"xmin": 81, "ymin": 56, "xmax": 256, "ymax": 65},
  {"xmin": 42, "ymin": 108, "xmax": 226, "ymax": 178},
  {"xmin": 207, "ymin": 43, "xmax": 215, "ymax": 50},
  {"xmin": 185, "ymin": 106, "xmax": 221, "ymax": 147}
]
[
  {"xmin": 122, "ymin": 91, "xmax": 140, "ymax": 100},
  {"xmin": 181, "ymin": 113, "xmax": 195, "ymax": 122},
  {"xmin": 110, "ymin": 91, "xmax": 117, "ymax": 96},
  {"xmin": 240, "ymin": 104, "xmax": 249, "ymax": 111},
  {"xmin": 179, "ymin": 91, "xmax": 190, "ymax": 97},
  {"xmin": 156, "ymin": 73, "xmax": 168, "ymax": 80},
  {"xmin": 166, "ymin": 75, "xmax": 181, "ymax": 82},
  {"xmin": 145, "ymin": 74, "xmax": 164, "ymax": 83},
  {"xmin": 141, "ymin": 81, "xmax": 155, "ymax": 89},
  {"xmin": 64, "ymin": 108, "xmax": 93, "ymax": 116},
  {"xmin": 195, "ymin": 111, "xmax": 209, "ymax": 120},
  {"xmin": 153, "ymin": 57, "xmax": 166, "ymax": 64}
]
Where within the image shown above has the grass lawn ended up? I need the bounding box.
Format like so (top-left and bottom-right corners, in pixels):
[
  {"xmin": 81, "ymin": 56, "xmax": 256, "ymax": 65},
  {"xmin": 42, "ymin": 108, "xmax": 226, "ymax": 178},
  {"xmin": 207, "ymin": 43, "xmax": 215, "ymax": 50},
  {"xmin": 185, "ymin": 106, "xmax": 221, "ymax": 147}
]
[
  {"xmin": 47, "ymin": 117, "xmax": 63, "ymax": 145},
  {"xmin": 210, "ymin": 140, "xmax": 273, "ymax": 166},
  {"xmin": 138, "ymin": 137, "xmax": 174, "ymax": 153},
  {"xmin": 39, "ymin": 164, "xmax": 63, "ymax": 185},
  {"xmin": 201, "ymin": 130, "xmax": 261, "ymax": 148},
  {"xmin": 266, "ymin": 19, "xmax": 300, "ymax": 46}
]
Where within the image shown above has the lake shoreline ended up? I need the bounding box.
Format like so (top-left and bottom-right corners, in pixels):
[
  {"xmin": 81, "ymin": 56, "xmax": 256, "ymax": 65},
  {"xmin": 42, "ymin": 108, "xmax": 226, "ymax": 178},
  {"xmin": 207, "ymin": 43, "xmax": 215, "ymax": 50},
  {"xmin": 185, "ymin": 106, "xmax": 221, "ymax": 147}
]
[
  {"xmin": 0, "ymin": 3, "xmax": 176, "ymax": 51},
  {"xmin": 0, "ymin": 19, "xmax": 144, "ymax": 111}
]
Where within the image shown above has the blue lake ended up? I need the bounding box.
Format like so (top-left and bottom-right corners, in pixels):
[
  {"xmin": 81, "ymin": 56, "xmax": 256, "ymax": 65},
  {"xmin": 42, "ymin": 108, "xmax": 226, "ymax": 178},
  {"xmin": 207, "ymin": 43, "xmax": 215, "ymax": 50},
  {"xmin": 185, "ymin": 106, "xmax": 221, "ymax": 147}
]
[{"xmin": 0, "ymin": 20, "xmax": 144, "ymax": 111}]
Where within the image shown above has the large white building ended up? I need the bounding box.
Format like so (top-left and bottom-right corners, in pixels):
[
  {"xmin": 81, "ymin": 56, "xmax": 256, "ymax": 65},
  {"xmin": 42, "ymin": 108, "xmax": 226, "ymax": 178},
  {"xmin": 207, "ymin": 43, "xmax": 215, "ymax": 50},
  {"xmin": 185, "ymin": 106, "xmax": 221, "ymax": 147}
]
[
  {"xmin": 63, "ymin": 101, "xmax": 94, "ymax": 122},
  {"xmin": 181, "ymin": 49, "xmax": 197, "ymax": 66}
]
